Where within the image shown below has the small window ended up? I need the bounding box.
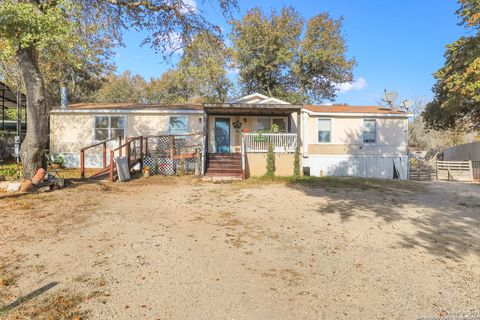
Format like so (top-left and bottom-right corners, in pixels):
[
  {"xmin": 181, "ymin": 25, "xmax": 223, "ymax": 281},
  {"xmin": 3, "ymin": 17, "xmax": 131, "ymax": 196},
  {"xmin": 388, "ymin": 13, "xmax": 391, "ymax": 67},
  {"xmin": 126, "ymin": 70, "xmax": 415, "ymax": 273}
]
[
  {"xmin": 169, "ymin": 116, "xmax": 188, "ymax": 134},
  {"xmin": 317, "ymin": 119, "xmax": 331, "ymax": 143},
  {"xmin": 363, "ymin": 119, "xmax": 376, "ymax": 144},
  {"xmin": 255, "ymin": 118, "xmax": 271, "ymax": 131},
  {"xmin": 272, "ymin": 118, "xmax": 287, "ymax": 132},
  {"xmin": 94, "ymin": 116, "xmax": 125, "ymax": 141}
]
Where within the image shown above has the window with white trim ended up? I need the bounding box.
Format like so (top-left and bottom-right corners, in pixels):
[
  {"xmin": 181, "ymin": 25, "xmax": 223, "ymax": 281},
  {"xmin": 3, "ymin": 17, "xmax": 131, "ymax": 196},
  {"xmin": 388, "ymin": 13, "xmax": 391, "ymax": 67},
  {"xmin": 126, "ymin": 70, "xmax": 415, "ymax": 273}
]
[
  {"xmin": 317, "ymin": 119, "xmax": 331, "ymax": 143},
  {"xmin": 363, "ymin": 119, "xmax": 376, "ymax": 144},
  {"xmin": 272, "ymin": 118, "xmax": 287, "ymax": 132},
  {"xmin": 255, "ymin": 117, "xmax": 287, "ymax": 132},
  {"xmin": 94, "ymin": 116, "xmax": 125, "ymax": 141},
  {"xmin": 169, "ymin": 116, "xmax": 188, "ymax": 134},
  {"xmin": 255, "ymin": 118, "xmax": 271, "ymax": 131}
]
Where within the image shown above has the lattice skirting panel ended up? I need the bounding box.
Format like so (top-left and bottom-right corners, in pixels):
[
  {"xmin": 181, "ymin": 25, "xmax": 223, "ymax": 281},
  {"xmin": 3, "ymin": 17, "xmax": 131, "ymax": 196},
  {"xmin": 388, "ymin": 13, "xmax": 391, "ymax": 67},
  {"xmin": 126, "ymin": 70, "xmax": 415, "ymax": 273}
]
[{"xmin": 143, "ymin": 155, "xmax": 198, "ymax": 175}]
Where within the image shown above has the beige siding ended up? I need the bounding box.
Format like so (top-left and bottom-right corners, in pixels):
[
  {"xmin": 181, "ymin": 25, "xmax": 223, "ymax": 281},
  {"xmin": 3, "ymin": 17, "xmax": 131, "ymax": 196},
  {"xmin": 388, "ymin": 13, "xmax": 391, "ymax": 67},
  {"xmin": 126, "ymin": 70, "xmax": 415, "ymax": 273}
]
[
  {"xmin": 246, "ymin": 153, "xmax": 295, "ymax": 177},
  {"xmin": 128, "ymin": 114, "xmax": 203, "ymax": 136},
  {"xmin": 305, "ymin": 114, "xmax": 408, "ymax": 156},
  {"xmin": 50, "ymin": 113, "xmax": 94, "ymax": 154},
  {"xmin": 50, "ymin": 112, "xmax": 204, "ymax": 168}
]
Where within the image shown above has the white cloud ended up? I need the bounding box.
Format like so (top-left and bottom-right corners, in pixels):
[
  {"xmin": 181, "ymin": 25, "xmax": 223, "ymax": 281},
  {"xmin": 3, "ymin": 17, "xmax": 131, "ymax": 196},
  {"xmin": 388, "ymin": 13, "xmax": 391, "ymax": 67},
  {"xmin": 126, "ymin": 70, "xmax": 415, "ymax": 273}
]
[
  {"xmin": 181, "ymin": 0, "xmax": 197, "ymax": 13},
  {"xmin": 335, "ymin": 77, "xmax": 367, "ymax": 93},
  {"xmin": 227, "ymin": 67, "xmax": 239, "ymax": 76}
]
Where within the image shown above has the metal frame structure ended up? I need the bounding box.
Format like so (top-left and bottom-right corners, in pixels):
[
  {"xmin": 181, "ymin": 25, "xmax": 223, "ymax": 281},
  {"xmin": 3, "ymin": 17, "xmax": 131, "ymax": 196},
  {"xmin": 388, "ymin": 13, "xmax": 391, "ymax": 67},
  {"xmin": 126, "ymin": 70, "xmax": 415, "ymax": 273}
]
[{"xmin": 0, "ymin": 81, "xmax": 27, "ymax": 134}]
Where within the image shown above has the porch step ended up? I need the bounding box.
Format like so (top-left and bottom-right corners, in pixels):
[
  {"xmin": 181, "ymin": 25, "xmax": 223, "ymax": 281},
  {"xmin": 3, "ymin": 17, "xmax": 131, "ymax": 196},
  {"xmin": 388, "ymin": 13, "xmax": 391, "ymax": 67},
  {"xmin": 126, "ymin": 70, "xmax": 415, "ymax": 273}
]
[
  {"xmin": 205, "ymin": 153, "xmax": 243, "ymax": 178},
  {"xmin": 208, "ymin": 153, "xmax": 241, "ymax": 160},
  {"xmin": 207, "ymin": 164, "xmax": 242, "ymax": 170}
]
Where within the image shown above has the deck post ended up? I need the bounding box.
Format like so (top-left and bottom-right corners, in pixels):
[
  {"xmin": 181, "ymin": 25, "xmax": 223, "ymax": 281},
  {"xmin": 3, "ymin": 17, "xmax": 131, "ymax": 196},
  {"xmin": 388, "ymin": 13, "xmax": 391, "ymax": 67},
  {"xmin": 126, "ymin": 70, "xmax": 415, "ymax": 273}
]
[
  {"xmin": 195, "ymin": 148, "xmax": 201, "ymax": 175},
  {"xmin": 118, "ymin": 136, "xmax": 122, "ymax": 157},
  {"xmin": 102, "ymin": 142, "xmax": 107, "ymax": 168},
  {"xmin": 170, "ymin": 136, "xmax": 175, "ymax": 159},
  {"xmin": 139, "ymin": 136, "xmax": 144, "ymax": 171},
  {"xmin": 80, "ymin": 150, "xmax": 85, "ymax": 179},
  {"xmin": 109, "ymin": 150, "xmax": 115, "ymax": 182},
  {"xmin": 145, "ymin": 137, "xmax": 149, "ymax": 158},
  {"xmin": 125, "ymin": 138, "xmax": 130, "ymax": 168}
]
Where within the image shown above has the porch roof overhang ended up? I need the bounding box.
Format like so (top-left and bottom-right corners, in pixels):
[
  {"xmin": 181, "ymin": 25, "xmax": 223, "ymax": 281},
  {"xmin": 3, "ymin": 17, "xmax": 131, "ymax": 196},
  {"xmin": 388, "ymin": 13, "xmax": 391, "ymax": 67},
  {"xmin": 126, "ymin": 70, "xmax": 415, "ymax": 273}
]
[{"xmin": 204, "ymin": 103, "xmax": 302, "ymax": 116}]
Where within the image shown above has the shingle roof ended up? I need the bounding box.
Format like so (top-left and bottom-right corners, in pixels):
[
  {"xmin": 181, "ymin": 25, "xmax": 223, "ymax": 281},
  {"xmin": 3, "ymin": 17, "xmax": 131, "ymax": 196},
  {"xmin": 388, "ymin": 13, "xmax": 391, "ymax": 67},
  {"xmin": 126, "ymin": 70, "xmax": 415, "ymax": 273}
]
[
  {"xmin": 304, "ymin": 105, "xmax": 408, "ymax": 114},
  {"xmin": 63, "ymin": 102, "xmax": 204, "ymax": 111}
]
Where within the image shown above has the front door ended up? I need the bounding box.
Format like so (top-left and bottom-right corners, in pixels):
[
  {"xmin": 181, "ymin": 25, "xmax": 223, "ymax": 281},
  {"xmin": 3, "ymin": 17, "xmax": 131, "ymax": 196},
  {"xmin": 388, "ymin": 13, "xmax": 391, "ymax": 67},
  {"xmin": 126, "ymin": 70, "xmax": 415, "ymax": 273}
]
[{"xmin": 215, "ymin": 118, "xmax": 230, "ymax": 153}]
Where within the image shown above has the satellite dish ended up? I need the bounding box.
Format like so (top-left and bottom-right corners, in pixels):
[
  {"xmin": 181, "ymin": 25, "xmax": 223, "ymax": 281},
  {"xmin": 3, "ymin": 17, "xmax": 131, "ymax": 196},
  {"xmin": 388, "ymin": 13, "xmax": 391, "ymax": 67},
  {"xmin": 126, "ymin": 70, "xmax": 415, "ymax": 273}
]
[
  {"xmin": 400, "ymin": 100, "xmax": 414, "ymax": 110},
  {"xmin": 382, "ymin": 89, "xmax": 398, "ymax": 108}
]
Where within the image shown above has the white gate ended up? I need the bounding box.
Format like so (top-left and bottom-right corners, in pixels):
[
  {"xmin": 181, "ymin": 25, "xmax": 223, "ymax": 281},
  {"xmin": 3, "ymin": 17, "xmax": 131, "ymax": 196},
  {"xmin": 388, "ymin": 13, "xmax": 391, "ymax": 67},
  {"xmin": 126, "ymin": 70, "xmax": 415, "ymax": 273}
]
[{"xmin": 437, "ymin": 161, "xmax": 474, "ymax": 182}]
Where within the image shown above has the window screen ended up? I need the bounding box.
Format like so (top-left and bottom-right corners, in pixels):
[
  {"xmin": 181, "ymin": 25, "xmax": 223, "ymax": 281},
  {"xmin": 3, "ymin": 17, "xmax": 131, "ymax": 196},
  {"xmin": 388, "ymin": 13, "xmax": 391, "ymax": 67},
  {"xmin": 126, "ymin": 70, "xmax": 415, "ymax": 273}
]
[
  {"xmin": 169, "ymin": 116, "xmax": 188, "ymax": 134},
  {"xmin": 318, "ymin": 119, "xmax": 331, "ymax": 143},
  {"xmin": 363, "ymin": 119, "xmax": 376, "ymax": 143},
  {"xmin": 272, "ymin": 118, "xmax": 287, "ymax": 132},
  {"xmin": 94, "ymin": 116, "xmax": 125, "ymax": 141},
  {"xmin": 255, "ymin": 118, "xmax": 271, "ymax": 131}
]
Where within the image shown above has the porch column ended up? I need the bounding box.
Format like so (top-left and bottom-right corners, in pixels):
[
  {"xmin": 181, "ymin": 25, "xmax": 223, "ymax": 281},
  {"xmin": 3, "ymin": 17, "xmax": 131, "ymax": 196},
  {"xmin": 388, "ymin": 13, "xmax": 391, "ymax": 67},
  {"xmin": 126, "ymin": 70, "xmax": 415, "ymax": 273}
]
[
  {"xmin": 302, "ymin": 111, "xmax": 309, "ymax": 158},
  {"xmin": 202, "ymin": 112, "xmax": 208, "ymax": 175}
]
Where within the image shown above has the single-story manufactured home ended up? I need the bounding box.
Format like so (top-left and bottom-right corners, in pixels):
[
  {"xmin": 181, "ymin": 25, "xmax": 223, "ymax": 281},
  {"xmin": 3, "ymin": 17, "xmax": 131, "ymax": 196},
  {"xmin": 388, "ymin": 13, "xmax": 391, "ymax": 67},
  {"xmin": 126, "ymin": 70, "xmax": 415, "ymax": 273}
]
[{"xmin": 49, "ymin": 93, "xmax": 412, "ymax": 179}]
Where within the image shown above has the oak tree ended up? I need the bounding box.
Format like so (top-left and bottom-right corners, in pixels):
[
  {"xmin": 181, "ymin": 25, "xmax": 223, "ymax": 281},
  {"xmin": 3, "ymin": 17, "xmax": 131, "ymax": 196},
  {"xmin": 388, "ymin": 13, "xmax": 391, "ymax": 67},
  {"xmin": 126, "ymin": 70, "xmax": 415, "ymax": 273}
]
[{"xmin": 0, "ymin": 0, "xmax": 237, "ymax": 178}]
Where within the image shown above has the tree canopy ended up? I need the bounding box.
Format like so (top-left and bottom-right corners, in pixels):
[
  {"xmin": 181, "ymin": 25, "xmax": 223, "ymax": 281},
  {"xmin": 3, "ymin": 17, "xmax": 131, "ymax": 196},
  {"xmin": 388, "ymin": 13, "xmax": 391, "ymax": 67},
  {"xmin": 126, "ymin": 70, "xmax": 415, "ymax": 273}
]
[
  {"xmin": 230, "ymin": 6, "xmax": 355, "ymax": 104},
  {"xmin": 0, "ymin": 0, "xmax": 237, "ymax": 178},
  {"xmin": 423, "ymin": 0, "xmax": 480, "ymax": 131}
]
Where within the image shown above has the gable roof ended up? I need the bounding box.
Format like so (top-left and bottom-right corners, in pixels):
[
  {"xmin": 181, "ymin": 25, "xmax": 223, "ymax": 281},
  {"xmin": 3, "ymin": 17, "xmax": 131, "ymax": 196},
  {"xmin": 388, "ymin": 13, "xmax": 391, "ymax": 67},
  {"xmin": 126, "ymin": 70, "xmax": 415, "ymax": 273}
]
[
  {"xmin": 304, "ymin": 105, "xmax": 412, "ymax": 116},
  {"xmin": 227, "ymin": 93, "xmax": 290, "ymax": 105}
]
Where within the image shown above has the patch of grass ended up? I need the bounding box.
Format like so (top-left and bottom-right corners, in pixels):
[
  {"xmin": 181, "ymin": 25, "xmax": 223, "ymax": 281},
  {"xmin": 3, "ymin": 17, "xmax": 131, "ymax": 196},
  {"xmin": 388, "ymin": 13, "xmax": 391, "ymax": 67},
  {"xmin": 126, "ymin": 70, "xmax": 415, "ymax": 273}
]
[
  {"xmin": 232, "ymin": 175, "xmax": 425, "ymax": 192},
  {"xmin": 0, "ymin": 266, "xmax": 16, "ymax": 289},
  {"xmin": 2, "ymin": 291, "xmax": 85, "ymax": 320}
]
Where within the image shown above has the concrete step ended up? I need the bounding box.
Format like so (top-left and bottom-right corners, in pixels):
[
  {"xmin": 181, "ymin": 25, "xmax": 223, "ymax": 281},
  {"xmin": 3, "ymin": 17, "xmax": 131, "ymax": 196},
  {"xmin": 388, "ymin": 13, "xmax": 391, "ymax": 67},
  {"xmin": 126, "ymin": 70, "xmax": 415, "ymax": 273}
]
[{"xmin": 206, "ymin": 168, "xmax": 243, "ymax": 174}]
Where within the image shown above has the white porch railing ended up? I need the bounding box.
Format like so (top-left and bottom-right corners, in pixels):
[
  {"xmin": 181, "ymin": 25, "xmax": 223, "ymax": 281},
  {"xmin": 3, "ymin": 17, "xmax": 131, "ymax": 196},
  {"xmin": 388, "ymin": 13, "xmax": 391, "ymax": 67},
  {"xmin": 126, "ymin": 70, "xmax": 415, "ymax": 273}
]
[{"xmin": 242, "ymin": 133, "xmax": 297, "ymax": 153}]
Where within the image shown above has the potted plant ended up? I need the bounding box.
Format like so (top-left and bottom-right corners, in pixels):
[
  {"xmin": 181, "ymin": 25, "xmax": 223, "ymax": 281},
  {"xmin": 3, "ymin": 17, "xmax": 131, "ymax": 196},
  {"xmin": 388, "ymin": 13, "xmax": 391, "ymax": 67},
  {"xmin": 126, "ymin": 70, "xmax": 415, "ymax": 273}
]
[
  {"xmin": 254, "ymin": 130, "xmax": 268, "ymax": 142},
  {"xmin": 51, "ymin": 154, "xmax": 64, "ymax": 169},
  {"xmin": 143, "ymin": 166, "xmax": 151, "ymax": 177}
]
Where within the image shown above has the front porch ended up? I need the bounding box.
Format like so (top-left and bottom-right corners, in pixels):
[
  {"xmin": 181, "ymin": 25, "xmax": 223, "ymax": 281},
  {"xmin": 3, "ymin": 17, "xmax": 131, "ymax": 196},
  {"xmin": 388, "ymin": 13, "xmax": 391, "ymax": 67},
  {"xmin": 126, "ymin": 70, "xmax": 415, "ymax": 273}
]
[{"xmin": 203, "ymin": 102, "xmax": 302, "ymax": 178}]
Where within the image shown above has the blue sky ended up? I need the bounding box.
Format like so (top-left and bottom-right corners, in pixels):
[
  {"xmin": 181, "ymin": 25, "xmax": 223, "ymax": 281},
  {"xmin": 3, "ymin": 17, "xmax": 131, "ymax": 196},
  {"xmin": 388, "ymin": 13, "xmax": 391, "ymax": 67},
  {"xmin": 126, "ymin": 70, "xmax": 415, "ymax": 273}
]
[{"xmin": 113, "ymin": 0, "xmax": 468, "ymax": 105}]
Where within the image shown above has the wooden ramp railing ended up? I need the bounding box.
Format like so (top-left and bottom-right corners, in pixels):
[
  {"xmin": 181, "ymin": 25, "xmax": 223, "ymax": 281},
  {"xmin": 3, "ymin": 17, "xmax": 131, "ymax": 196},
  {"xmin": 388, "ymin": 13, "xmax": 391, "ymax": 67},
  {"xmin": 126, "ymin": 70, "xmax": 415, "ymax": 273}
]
[
  {"xmin": 80, "ymin": 136, "xmax": 145, "ymax": 182},
  {"xmin": 80, "ymin": 134, "xmax": 202, "ymax": 182},
  {"xmin": 80, "ymin": 137, "xmax": 122, "ymax": 179},
  {"xmin": 109, "ymin": 136, "xmax": 144, "ymax": 182}
]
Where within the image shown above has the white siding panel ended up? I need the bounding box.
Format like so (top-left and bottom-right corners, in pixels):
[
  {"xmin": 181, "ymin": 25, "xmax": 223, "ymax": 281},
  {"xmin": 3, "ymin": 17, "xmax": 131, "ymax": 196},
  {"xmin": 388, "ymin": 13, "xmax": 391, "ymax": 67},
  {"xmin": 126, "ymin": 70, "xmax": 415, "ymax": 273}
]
[{"xmin": 307, "ymin": 156, "xmax": 408, "ymax": 180}]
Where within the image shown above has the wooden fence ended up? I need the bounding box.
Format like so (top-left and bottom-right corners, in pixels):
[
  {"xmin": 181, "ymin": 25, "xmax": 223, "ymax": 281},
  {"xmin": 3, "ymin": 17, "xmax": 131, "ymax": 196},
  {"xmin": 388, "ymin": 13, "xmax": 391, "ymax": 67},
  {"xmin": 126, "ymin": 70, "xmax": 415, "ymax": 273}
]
[
  {"xmin": 409, "ymin": 161, "xmax": 437, "ymax": 181},
  {"xmin": 436, "ymin": 160, "xmax": 474, "ymax": 182}
]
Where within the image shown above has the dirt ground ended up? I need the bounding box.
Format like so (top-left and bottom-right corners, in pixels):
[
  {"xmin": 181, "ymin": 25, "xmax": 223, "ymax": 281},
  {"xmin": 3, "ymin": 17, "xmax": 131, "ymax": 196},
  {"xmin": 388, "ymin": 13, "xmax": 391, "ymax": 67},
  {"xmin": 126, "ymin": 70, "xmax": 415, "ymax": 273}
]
[{"xmin": 0, "ymin": 177, "xmax": 479, "ymax": 320}]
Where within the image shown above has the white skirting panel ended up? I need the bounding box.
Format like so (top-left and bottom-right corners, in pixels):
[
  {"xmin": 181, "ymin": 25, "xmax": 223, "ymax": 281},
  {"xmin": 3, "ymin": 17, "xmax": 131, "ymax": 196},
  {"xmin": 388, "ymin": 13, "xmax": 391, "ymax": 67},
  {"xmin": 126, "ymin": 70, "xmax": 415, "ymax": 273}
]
[
  {"xmin": 305, "ymin": 155, "xmax": 408, "ymax": 180},
  {"xmin": 59, "ymin": 153, "xmax": 107, "ymax": 169}
]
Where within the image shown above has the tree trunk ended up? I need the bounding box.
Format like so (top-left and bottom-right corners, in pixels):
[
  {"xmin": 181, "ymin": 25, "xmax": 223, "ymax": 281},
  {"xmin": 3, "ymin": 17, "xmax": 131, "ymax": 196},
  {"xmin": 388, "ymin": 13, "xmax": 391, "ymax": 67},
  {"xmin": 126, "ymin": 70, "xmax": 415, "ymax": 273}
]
[{"xmin": 17, "ymin": 47, "xmax": 49, "ymax": 179}]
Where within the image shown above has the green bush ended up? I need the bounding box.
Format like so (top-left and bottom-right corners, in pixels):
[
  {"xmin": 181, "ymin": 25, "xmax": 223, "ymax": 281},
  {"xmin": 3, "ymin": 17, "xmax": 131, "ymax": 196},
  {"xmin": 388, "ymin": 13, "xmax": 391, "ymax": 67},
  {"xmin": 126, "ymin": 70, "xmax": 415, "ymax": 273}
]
[
  {"xmin": 265, "ymin": 143, "xmax": 275, "ymax": 177},
  {"xmin": 293, "ymin": 145, "xmax": 300, "ymax": 177}
]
